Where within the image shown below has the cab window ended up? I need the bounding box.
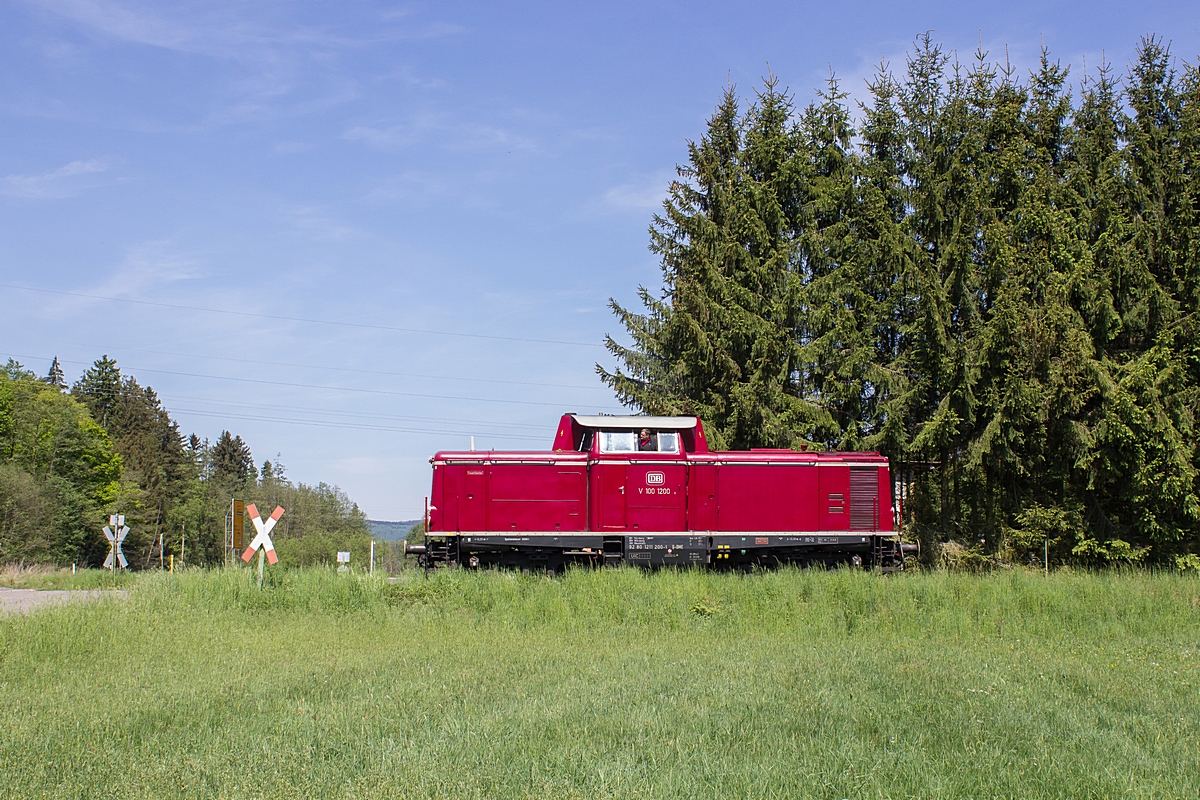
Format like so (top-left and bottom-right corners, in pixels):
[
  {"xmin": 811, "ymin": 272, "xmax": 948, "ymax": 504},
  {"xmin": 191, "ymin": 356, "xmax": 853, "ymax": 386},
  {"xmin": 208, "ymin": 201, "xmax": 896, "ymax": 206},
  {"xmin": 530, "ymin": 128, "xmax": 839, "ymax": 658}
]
[
  {"xmin": 656, "ymin": 432, "xmax": 680, "ymax": 453},
  {"xmin": 598, "ymin": 431, "xmax": 636, "ymax": 452},
  {"xmin": 632, "ymin": 429, "xmax": 680, "ymax": 452}
]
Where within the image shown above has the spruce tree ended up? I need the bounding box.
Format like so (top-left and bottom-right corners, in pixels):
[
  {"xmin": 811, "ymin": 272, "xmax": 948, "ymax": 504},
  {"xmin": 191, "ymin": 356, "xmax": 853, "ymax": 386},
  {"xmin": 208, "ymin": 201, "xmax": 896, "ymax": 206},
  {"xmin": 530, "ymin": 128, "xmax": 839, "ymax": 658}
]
[
  {"xmin": 72, "ymin": 355, "xmax": 121, "ymax": 428},
  {"xmin": 599, "ymin": 79, "xmax": 820, "ymax": 449},
  {"xmin": 44, "ymin": 357, "xmax": 66, "ymax": 389},
  {"xmin": 601, "ymin": 37, "xmax": 1200, "ymax": 565},
  {"xmin": 210, "ymin": 431, "xmax": 255, "ymax": 488}
]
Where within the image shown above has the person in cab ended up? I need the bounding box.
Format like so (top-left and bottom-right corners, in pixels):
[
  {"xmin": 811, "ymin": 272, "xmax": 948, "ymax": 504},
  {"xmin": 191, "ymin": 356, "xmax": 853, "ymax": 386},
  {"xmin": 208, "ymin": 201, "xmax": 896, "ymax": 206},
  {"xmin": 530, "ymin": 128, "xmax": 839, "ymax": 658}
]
[{"xmin": 638, "ymin": 428, "xmax": 658, "ymax": 451}]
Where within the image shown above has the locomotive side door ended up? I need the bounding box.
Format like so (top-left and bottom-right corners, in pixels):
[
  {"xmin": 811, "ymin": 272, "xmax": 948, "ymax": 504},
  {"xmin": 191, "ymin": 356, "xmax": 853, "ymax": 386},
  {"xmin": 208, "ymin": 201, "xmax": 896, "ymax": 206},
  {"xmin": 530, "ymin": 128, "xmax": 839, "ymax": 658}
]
[
  {"xmin": 439, "ymin": 465, "xmax": 461, "ymax": 532},
  {"xmin": 590, "ymin": 462, "xmax": 627, "ymax": 530},
  {"xmin": 625, "ymin": 461, "xmax": 687, "ymax": 531},
  {"xmin": 818, "ymin": 463, "xmax": 851, "ymax": 532},
  {"xmin": 689, "ymin": 462, "xmax": 717, "ymax": 531},
  {"xmin": 460, "ymin": 467, "xmax": 487, "ymax": 531}
]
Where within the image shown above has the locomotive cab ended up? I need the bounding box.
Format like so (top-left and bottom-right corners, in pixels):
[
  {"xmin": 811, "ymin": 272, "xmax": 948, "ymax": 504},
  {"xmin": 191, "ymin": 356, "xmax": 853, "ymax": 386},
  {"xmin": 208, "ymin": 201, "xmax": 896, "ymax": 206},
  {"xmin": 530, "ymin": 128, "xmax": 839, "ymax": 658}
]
[{"xmin": 553, "ymin": 414, "xmax": 707, "ymax": 455}]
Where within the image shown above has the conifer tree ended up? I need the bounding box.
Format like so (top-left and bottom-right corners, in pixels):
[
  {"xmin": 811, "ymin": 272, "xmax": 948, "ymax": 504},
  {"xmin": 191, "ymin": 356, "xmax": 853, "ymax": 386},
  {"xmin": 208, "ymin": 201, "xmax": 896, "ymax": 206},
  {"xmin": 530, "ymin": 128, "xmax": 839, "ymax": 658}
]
[
  {"xmin": 210, "ymin": 431, "xmax": 255, "ymax": 488},
  {"xmin": 602, "ymin": 35, "xmax": 1200, "ymax": 565},
  {"xmin": 44, "ymin": 357, "xmax": 66, "ymax": 389},
  {"xmin": 72, "ymin": 355, "xmax": 121, "ymax": 427},
  {"xmin": 599, "ymin": 80, "xmax": 821, "ymax": 449}
]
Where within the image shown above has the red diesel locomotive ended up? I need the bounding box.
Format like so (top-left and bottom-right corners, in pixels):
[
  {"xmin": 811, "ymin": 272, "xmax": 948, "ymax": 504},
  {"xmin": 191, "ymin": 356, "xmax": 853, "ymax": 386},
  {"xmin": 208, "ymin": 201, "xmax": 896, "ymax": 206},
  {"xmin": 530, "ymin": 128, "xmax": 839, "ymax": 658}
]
[{"xmin": 408, "ymin": 414, "xmax": 909, "ymax": 571}]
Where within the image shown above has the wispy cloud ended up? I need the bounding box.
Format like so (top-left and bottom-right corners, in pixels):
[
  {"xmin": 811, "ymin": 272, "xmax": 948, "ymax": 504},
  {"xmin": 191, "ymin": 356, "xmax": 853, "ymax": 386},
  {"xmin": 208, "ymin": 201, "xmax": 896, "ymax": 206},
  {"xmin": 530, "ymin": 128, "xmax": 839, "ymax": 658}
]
[
  {"xmin": 37, "ymin": 0, "xmax": 199, "ymax": 52},
  {"xmin": 20, "ymin": 239, "xmax": 207, "ymax": 322},
  {"xmin": 386, "ymin": 65, "xmax": 449, "ymax": 91},
  {"xmin": 0, "ymin": 158, "xmax": 112, "ymax": 198},
  {"xmin": 27, "ymin": 1, "xmax": 463, "ymax": 129},
  {"xmin": 361, "ymin": 169, "xmax": 502, "ymax": 210},
  {"xmin": 602, "ymin": 175, "xmax": 671, "ymax": 212},
  {"xmin": 285, "ymin": 206, "xmax": 359, "ymax": 241},
  {"xmin": 36, "ymin": 0, "xmax": 464, "ymax": 57},
  {"xmin": 344, "ymin": 121, "xmax": 430, "ymax": 149},
  {"xmin": 344, "ymin": 114, "xmax": 538, "ymax": 154},
  {"xmin": 94, "ymin": 240, "xmax": 205, "ymax": 296},
  {"xmin": 273, "ymin": 140, "xmax": 312, "ymax": 155}
]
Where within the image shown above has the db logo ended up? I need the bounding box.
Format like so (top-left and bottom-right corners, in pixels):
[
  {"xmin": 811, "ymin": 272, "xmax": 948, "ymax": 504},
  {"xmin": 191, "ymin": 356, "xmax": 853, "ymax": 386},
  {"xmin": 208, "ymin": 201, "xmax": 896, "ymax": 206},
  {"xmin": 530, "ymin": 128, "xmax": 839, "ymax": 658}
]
[{"xmin": 646, "ymin": 472, "xmax": 665, "ymax": 485}]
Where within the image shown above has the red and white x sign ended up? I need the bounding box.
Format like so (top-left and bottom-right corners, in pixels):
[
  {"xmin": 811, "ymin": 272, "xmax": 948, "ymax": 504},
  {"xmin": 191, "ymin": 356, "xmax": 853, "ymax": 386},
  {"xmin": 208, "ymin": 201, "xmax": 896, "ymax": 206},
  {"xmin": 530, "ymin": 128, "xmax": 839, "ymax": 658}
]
[{"xmin": 241, "ymin": 504, "xmax": 284, "ymax": 564}]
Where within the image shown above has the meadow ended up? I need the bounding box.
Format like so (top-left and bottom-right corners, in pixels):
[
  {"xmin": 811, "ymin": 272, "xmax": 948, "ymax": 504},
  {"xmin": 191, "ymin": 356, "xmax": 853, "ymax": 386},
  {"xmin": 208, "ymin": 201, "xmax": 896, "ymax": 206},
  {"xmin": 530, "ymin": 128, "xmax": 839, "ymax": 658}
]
[{"xmin": 1, "ymin": 566, "xmax": 1198, "ymax": 799}]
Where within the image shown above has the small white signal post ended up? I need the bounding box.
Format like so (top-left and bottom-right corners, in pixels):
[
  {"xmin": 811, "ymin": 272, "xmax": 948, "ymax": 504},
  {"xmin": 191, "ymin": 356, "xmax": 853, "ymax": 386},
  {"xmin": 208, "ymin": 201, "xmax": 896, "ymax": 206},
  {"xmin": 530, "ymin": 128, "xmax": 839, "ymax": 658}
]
[
  {"xmin": 103, "ymin": 515, "xmax": 129, "ymax": 571},
  {"xmin": 241, "ymin": 504, "xmax": 284, "ymax": 589}
]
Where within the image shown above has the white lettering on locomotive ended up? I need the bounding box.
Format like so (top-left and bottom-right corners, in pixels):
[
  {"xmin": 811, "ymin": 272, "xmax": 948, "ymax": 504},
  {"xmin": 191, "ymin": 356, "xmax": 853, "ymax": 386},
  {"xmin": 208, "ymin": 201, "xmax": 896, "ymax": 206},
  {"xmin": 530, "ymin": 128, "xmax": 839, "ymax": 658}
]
[{"xmin": 646, "ymin": 472, "xmax": 665, "ymax": 485}]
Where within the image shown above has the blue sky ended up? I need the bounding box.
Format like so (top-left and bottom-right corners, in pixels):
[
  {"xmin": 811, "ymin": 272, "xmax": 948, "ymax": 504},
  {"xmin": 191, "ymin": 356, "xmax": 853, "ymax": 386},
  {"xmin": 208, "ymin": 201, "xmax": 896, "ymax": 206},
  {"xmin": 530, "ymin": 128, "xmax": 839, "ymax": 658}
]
[{"xmin": 2, "ymin": 0, "xmax": 1197, "ymax": 520}]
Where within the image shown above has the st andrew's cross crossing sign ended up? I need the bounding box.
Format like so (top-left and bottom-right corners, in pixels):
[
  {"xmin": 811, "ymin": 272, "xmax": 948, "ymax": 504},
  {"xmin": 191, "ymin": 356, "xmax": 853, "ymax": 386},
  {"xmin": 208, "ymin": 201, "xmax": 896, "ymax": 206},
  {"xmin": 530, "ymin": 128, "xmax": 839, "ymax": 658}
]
[
  {"xmin": 103, "ymin": 514, "xmax": 129, "ymax": 570},
  {"xmin": 241, "ymin": 504, "xmax": 284, "ymax": 565}
]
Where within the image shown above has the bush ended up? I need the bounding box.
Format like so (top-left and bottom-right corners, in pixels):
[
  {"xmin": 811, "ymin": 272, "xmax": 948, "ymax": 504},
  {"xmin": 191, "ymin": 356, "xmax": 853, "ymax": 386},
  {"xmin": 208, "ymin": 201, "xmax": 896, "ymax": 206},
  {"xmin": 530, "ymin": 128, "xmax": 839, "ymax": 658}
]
[{"xmin": 273, "ymin": 530, "xmax": 374, "ymax": 569}]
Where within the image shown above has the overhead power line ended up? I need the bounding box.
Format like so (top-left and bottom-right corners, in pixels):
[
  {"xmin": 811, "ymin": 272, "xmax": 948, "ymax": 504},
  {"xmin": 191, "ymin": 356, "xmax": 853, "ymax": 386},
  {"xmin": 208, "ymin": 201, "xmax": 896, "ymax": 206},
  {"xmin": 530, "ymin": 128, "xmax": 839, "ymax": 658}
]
[
  {"xmin": 47, "ymin": 340, "xmax": 608, "ymax": 391},
  {"xmin": 6, "ymin": 361, "xmax": 562, "ymax": 440},
  {"xmin": 174, "ymin": 408, "xmax": 544, "ymax": 441},
  {"xmin": 153, "ymin": 394, "xmax": 551, "ymax": 432},
  {"xmin": 48, "ymin": 388, "xmax": 549, "ymax": 431},
  {"xmin": 1, "ymin": 283, "xmax": 606, "ymax": 348},
  {"xmin": 4, "ymin": 352, "xmax": 622, "ymax": 410},
  {"xmin": 23, "ymin": 379, "xmax": 558, "ymax": 440}
]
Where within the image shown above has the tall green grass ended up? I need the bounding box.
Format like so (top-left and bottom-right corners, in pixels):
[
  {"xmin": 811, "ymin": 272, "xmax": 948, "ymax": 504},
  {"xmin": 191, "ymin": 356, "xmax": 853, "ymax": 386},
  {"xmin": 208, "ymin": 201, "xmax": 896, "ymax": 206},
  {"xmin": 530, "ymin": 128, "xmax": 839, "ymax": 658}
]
[
  {"xmin": 0, "ymin": 564, "xmax": 140, "ymax": 590},
  {"xmin": 2, "ymin": 567, "xmax": 1198, "ymax": 798}
]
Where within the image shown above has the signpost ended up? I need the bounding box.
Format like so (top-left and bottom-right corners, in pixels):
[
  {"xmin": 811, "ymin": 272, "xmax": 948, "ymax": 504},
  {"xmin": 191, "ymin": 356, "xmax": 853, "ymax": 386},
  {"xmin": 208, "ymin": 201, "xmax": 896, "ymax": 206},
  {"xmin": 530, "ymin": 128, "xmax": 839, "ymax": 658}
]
[
  {"xmin": 103, "ymin": 515, "xmax": 129, "ymax": 571},
  {"xmin": 226, "ymin": 499, "xmax": 246, "ymax": 567},
  {"xmin": 241, "ymin": 504, "xmax": 284, "ymax": 588},
  {"xmin": 337, "ymin": 550, "xmax": 350, "ymax": 574}
]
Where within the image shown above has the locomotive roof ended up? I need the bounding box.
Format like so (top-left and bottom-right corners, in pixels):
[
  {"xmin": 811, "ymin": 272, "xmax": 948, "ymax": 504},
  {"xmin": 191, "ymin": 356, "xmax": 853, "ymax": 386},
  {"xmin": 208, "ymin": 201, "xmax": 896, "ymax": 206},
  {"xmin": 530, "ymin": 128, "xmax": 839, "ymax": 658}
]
[{"xmin": 570, "ymin": 414, "xmax": 698, "ymax": 429}]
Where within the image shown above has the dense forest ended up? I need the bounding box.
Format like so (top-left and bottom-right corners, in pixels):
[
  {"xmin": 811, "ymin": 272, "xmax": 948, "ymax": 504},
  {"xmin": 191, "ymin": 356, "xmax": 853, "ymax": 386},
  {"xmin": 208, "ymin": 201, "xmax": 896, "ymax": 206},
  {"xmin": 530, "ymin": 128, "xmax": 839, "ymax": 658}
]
[
  {"xmin": 0, "ymin": 356, "xmax": 371, "ymax": 568},
  {"xmin": 602, "ymin": 36, "xmax": 1200, "ymax": 568}
]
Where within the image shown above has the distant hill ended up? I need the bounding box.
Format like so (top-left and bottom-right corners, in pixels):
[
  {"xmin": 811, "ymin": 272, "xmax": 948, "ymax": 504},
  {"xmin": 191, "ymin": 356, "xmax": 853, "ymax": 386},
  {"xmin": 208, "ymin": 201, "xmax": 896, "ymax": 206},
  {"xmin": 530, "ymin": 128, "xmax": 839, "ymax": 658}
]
[{"xmin": 368, "ymin": 520, "xmax": 421, "ymax": 541}]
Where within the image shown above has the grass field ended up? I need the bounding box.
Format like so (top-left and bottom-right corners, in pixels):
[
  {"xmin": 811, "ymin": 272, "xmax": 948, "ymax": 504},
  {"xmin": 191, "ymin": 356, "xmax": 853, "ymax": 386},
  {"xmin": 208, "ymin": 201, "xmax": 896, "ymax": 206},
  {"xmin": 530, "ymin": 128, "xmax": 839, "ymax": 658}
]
[
  {"xmin": 1, "ymin": 563, "xmax": 140, "ymax": 590},
  {"xmin": 2, "ymin": 566, "xmax": 1198, "ymax": 799}
]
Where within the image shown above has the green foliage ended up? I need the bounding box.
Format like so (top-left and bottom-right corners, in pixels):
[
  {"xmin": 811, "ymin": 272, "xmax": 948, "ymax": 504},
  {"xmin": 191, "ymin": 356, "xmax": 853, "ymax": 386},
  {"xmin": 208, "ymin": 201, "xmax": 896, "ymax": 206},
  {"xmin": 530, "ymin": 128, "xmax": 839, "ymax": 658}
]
[
  {"xmin": 210, "ymin": 430, "xmax": 256, "ymax": 489},
  {"xmin": 1072, "ymin": 535, "xmax": 1150, "ymax": 565},
  {"xmin": 3, "ymin": 356, "xmax": 369, "ymax": 570},
  {"xmin": 605, "ymin": 36, "xmax": 1200, "ymax": 564},
  {"xmin": 250, "ymin": 465, "xmax": 372, "ymax": 567},
  {"xmin": 600, "ymin": 78, "xmax": 822, "ymax": 450},
  {"xmin": 0, "ymin": 365, "xmax": 122, "ymax": 565},
  {"xmin": 44, "ymin": 357, "xmax": 65, "ymax": 390},
  {"xmin": 0, "ymin": 565, "xmax": 139, "ymax": 590},
  {"xmin": 1004, "ymin": 503, "xmax": 1079, "ymax": 564}
]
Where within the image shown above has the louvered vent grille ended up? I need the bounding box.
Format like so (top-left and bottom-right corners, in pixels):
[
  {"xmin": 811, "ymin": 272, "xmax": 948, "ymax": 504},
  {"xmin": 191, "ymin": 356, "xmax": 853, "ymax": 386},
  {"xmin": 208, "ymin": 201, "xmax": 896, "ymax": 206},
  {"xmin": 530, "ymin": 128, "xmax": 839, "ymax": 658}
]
[{"xmin": 849, "ymin": 467, "xmax": 878, "ymax": 531}]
